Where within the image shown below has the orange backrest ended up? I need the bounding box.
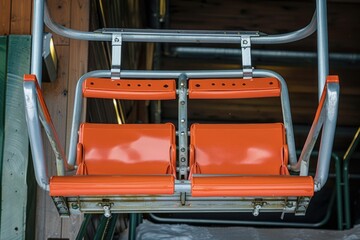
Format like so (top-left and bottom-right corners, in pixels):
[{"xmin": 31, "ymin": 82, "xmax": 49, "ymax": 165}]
[
  {"xmin": 76, "ymin": 123, "xmax": 176, "ymax": 175},
  {"xmin": 83, "ymin": 78, "xmax": 176, "ymax": 100},
  {"xmin": 188, "ymin": 78, "xmax": 281, "ymax": 99},
  {"xmin": 190, "ymin": 123, "xmax": 288, "ymax": 175}
]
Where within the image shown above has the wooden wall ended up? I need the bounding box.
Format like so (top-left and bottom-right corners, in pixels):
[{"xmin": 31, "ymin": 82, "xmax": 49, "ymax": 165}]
[
  {"xmin": 1, "ymin": 0, "xmax": 89, "ymax": 238},
  {"xmin": 0, "ymin": 0, "xmax": 33, "ymax": 35},
  {"xmin": 40, "ymin": 0, "xmax": 90, "ymax": 239}
]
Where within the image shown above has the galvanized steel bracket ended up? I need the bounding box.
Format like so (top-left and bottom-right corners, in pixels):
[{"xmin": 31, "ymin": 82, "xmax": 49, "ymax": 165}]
[{"xmin": 111, "ymin": 34, "xmax": 122, "ymax": 79}]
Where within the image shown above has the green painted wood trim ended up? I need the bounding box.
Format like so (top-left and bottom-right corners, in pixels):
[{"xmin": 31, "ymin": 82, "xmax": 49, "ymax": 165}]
[
  {"xmin": 0, "ymin": 35, "xmax": 31, "ymax": 240},
  {"xmin": 0, "ymin": 36, "xmax": 8, "ymax": 237}
]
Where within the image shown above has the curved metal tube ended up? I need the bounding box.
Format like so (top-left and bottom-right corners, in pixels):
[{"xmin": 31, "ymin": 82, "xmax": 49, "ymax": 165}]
[
  {"xmin": 67, "ymin": 69, "xmax": 296, "ymax": 168},
  {"xmin": 67, "ymin": 71, "xmax": 111, "ymax": 166},
  {"xmin": 290, "ymin": 79, "xmax": 339, "ymax": 192},
  {"xmin": 317, "ymin": 0, "xmax": 329, "ymax": 99},
  {"xmin": 24, "ymin": 81, "xmax": 49, "ymax": 191},
  {"xmin": 44, "ymin": 1, "xmax": 111, "ymax": 41},
  {"xmin": 253, "ymin": 13, "xmax": 316, "ymax": 44},
  {"xmin": 314, "ymin": 81, "xmax": 339, "ymax": 191},
  {"xmin": 44, "ymin": 0, "xmax": 316, "ymax": 45},
  {"xmin": 31, "ymin": 0, "xmax": 44, "ymax": 83}
]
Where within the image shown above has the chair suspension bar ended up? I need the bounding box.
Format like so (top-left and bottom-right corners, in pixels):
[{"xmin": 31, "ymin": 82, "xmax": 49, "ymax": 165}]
[{"xmin": 44, "ymin": 0, "xmax": 316, "ymax": 45}]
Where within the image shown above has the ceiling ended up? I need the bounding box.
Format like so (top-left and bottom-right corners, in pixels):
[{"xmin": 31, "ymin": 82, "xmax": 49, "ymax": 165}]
[
  {"xmin": 88, "ymin": 0, "xmax": 360, "ymax": 154},
  {"xmin": 159, "ymin": 0, "xmax": 360, "ymax": 153}
]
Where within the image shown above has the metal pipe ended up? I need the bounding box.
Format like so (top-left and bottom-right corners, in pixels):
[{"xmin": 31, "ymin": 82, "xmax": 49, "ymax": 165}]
[
  {"xmin": 24, "ymin": 81, "xmax": 49, "ymax": 190},
  {"xmin": 129, "ymin": 213, "xmax": 138, "ymax": 240},
  {"xmin": 333, "ymin": 153, "xmax": 343, "ymax": 230},
  {"xmin": 31, "ymin": 0, "xmax": 44, "ymax": 84},
  {"xmin": 253, "ymin": 70, "xmax": 297, "ymax": 166},
  {"xmin": 316, "ymin": 0, "xmax": 329, "ymax": 100},
  {"xmin": 44, "ymin": 1, "xmax": 111, "ymax": 41},
  {"xmin": 314, "ymin": 82, "xmax": 339, "ymax": 191},
  {"xmin": 292, "ymin": 85, "xmax": 327, "ymax": 174},
  {"xmin": 172, "ymin": 47, "xmax": 360, "ymax": 64},
  {"xmin": 44, "ymin": 0, "xmax": 316, "ymax": 45},
  {"xmin": 68, "ymin": 70, "xmax": 111, "ymax": 166},
  {"xmin": 253, "ymin": 12, "xmax": 317, "ymax": 44},
  {"xmin": 343, "ymin": 127, "xmax": 360, "ymax": 229}
]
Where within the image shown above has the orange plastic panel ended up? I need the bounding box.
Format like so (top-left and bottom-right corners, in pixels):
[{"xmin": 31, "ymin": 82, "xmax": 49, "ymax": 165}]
[
  {"xmin": 77, "ymin": 123, "xmax": 176, "ymax": 175},
  {"xmin": 189, "ymin": 78, "xmax": 280, "ymax": 99},
  {"xmin": 189, "ymin": 123, "xmax": 287, "ymax": 175},
  {"xmin": 326, "ymin": 75, "xmax": 339, "ymax": 83},
  {"xmin": 191, "ymin": 175, "xmax": 314, "ymax": 197},
  {"xmin": 83, "ymin": 78, "xmax": 176, "ymax": 100},
  {"xmin": 50, "ymin": 175, "xmax": 174, "ymax": 196}
]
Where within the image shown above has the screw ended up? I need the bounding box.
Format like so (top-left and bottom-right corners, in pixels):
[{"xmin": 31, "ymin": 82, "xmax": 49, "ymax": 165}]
[
  {"xmin": 181, "ymin": 148, "xmax": 185, "ymax": 152},
  {"xmin": 71, "ymin": 203, "xmax": 79, "ymax": 210},
  {"xmin": 181, "ymin": 157, "xmax": 186, "ymax": 162},
  {"xmin": 114, "ymin": 38, "xmax": 120, "ymax": 42},
  {"xmin": 242, "ymin": 40, "xmax": 248, "ymax": 45},
  {"xmin": 180, "ymin": 101, "xmax": 185, "ymax": 105}
]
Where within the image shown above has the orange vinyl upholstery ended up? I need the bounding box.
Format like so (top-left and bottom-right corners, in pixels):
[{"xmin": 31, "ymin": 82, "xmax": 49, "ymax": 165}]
[
  {"xmin": 190, "ymin": 123, "xmax": 314, "ymax": 197},
  {"xmin": 189, "ymin": 78, "xmax": 281, "ymax": 99},
  {"xmin": 83, "ymin": 78, "xmax": 176, "ymax": 100},
  {"xmin": 50, "ymin": 123, "xmax": 176, "ymax": 196}
]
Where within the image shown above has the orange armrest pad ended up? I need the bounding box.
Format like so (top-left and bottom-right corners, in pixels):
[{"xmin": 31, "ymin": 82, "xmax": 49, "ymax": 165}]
[
  {"xmin": 191, "ymin": 175, "xmax": 314, "ymax": 197},
  {"xmin": 50, "ymin": 175, "xmax": 175, "ymax": 196}
]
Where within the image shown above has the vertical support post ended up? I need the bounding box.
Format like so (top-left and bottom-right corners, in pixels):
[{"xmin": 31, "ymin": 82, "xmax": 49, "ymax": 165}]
[
  {"xmin": 178, "ymin": 74, "xmax": 188, "ymax": 179},
  {"xmin": 128, "ymin": 213, "xmax": 138, "ymax": 240},
  {"xmin": 75, "ymin": 214, "xmax": 92, "ymax": 240},
  {"xmin": 316, "ymin": 0, "xmax": 329, "ymax": 100},
  {"xmin": 333, "ymin": 153, "xmax": 343, "ymax": 230},
  {"xmin": 31, "ymin": 0, "xmax": 44, "ymax": 84},
  {"xmin": 343, "ymin": 127, "xmax": 360, "ymax": 229}
]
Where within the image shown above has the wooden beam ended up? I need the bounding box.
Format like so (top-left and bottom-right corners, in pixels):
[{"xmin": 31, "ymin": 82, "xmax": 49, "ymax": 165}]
[
  {"xmin": 46, "ymin": 0, "xmax": 71, "ymax": 46},
  {"xmin": 66, "ymin": 0, "xmax": 89, "ymax": 153},
  {"xmin": 10, "ymin": 0, "xmax": 32, "ymax": 34},
  {"xmin": 62, "ymin": 0, "xmax": 90, "ymax": 238},
  {"xmin": 0, "ymin": 35, "xmax": 31, "ymax": 240},
  {"xmin": 35, "ymin": 46, "xmax": 70, "ymax": 239},
  {"xmin": 0, "ymin": 0, "xmax": 11, "ymax": 35},
  {"xmin": 0, "ymin": 36, "xmax": 8, "ymax": 235}
]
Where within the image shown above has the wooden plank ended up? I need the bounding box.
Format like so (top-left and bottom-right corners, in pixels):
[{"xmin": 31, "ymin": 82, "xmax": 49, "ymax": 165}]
[
  {"xmin": 62, "ymin": 0, "xmax": 90, "ymax": 238},
  {"xmin": 46, "ymin": 0, "xmax": 71, "ymax": 45},
  {"xmin": 0, "ymin": 0, "xmax": 11, "ymax": 35},
  {"xmin": 65, "ymin": 0, "xmax": 89, "ymax": 153},
  {"xmin": 10, "ymin": 0, "xmax": 32, "ymax": 34},
  {"xmin": 35, "ymin": 46, "xmax": 70, "ymax": 239},
  {"xmin": 0, "ymin": 35, "xmax": 31, "ymax": 240},
  {"xmin": 0, "ymin": 36, "xmax": 7, "ymax": 233}
]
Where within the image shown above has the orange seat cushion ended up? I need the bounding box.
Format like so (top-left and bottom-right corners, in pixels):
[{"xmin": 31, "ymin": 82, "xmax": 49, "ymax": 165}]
[
  {"xmin": 190, "ymin": 123, "xmax": 288, "ymax": 175},
  {"xmin": 189, "ymin": 123, "xmax": 314, "ymax": 197},
  {"xmin": 50, "ymin": 123, "xmax": 176, "ymax": 196},
  {"xmin": 77, "ymin": 123, "xmax": 176, "ymax": 175}
]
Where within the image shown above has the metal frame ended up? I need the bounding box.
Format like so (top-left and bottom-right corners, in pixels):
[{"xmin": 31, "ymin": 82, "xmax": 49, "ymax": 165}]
[{"xmin": 26, "ymin": 0, "xmax": 339, "ymax": 217}]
